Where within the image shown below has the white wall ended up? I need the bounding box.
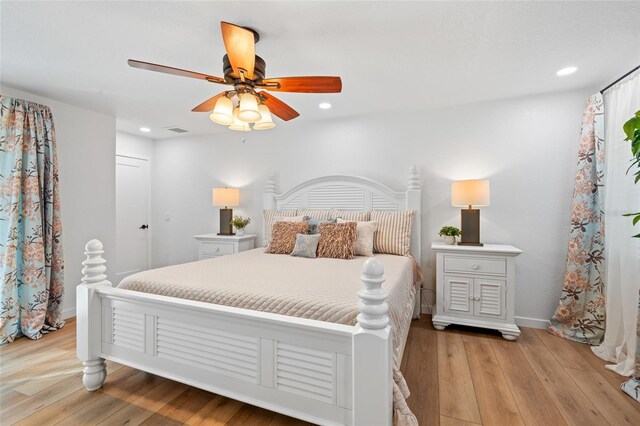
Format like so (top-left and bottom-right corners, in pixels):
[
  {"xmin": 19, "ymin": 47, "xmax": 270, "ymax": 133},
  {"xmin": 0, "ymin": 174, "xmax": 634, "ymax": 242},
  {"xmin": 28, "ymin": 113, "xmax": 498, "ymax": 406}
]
[
  {"xmin": 151, "ymin": 87, "xmax": 592, "ymax": 327},
  {"xmin": 1, "ymin": 86, "xmax": 116, "ymax": 319},
  {"xmin": 116, "ymin": 131, "xmax": 154, "ymax": 159}
]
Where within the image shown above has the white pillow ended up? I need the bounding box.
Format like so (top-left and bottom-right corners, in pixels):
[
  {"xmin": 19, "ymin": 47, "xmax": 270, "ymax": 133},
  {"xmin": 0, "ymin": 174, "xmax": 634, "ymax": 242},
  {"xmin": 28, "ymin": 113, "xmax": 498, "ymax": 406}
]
[{"xmin": 337, "ymin": 219, "xmax": 377, "ymax": 257}]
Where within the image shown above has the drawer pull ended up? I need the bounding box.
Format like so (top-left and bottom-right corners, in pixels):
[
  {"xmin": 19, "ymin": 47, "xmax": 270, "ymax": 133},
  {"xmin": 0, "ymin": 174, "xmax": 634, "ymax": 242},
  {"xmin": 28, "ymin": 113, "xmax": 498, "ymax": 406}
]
[
  {"xmin": 472, "ymin": 264, "xmax": 479, "ymax": 270},
  {"xmin": 216, "ymin": 248, "xmax": 220, "ymax": 252}
]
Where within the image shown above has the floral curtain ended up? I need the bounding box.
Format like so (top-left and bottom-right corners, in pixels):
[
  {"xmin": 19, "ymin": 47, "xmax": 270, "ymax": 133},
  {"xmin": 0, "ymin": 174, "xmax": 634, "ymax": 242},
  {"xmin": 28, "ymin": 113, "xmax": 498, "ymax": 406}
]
[
  {"xmin": 548, "ymin": 93, "xmax": 606, "ymax": 345},
  {"xmin": 0, "ymin": 96, "xmax": 64, "ymax": 343}
]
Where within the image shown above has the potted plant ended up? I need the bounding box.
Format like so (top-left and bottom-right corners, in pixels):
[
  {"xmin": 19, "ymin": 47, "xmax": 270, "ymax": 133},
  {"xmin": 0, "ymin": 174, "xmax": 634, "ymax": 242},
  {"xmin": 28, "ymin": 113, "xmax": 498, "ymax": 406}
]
[
  {"xmin": 439, "ymin": 226, "xmax": 461, "ymax": 245},
  {"xmin": 623, "ymin": 110, "xmax": 640, "ymax": 238},
  {"xmin": 231, "ymin": 216, "xmax": 251, "ymax": 236}
]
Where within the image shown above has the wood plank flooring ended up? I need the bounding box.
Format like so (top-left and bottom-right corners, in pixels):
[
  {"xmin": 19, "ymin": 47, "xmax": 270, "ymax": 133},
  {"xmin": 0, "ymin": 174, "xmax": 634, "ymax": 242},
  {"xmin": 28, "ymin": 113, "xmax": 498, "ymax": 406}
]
[{"xmin": 1, "ymin": 316, "xmax": 639, "ymax": 425}]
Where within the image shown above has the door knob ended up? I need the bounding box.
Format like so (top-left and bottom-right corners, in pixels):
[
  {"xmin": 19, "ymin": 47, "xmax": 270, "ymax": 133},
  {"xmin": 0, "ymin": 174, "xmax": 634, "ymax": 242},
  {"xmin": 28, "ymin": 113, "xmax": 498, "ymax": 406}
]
[
  {"xmin": 472, "ymin": 264, "xmax": 479, "ymax": 270},
  {"xmin": 139, "ymin": 224, "xmax": 149, "ymax": 229}
]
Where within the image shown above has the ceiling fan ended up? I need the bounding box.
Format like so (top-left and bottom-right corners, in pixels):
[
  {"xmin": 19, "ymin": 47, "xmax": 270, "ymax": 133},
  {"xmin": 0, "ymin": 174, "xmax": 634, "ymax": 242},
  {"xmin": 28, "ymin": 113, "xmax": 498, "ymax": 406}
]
[{"xmin": 128, "ymin": 21, "xmax": 342, "ymax": 131}]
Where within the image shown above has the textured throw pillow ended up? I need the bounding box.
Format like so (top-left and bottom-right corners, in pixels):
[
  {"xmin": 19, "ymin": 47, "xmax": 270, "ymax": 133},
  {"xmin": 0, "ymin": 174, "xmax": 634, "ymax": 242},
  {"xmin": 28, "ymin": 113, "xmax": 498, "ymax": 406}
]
[
  {"xmin": 290, "ymin": 233, "xmax": 321, "ymax": 258},
  {"xmin": 370, "ymin": 210, "xmax": 415, "ymax": 256},
  {"xmin": 304, "ymin": 216, "xmax": 337, "ymax": 234},
  {"xmin": 337, "ymin": 219, "xmax": 378, "ymax": 257},
  {"xmin": 317, "ymin": 222, "xmax": 358, "ymax": 260},
  {"xmin": 266, "ymin": 221, "xmax": 309, "ymax": 254},
  {"xmin": 263, "ymin": 210, "xmax": 301, "ymax": 246},
  {"xmin": 298, "ymin": 209, "xmax": 333, "ymax": 220},
  {"xmin": 333, "ymin": 210, "xmax": 371, "ymax": 222}
]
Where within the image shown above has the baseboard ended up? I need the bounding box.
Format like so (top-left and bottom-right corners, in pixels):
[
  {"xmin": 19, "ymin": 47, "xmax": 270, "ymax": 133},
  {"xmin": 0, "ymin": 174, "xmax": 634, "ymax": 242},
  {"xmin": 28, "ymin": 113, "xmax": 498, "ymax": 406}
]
[
  {"xmin": 515, "ymin": 316, "xmax": 548, "ymax": 329},
  {"xmin": 62, "ymin": 307, "xmax": 76, "ymax": 320}
]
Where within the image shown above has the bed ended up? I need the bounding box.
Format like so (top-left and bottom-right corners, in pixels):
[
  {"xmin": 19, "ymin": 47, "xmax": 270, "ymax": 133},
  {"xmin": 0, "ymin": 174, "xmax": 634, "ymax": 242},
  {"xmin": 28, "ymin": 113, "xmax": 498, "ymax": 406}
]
[{"xmin": 76, "ymin": 168, "xmax": 422, "ymax": 426}]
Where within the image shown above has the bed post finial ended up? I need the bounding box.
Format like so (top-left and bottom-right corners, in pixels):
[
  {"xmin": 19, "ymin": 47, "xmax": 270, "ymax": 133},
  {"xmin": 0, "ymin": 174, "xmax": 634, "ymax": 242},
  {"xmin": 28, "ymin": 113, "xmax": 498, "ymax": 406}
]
[
  {"xmin": 353, "ymin": 258, "xmax": 392, "ymax": 425},
  {"xmin": 265, "ymin": 174, "xmax": 276, "ymax": 194},
  {"xmin": 77, "ymin": 239, "xmax": 111, "ymax": 392},
  {"xmin": 263, "ymin": 174, "xmax": 276, "ymax": 213},
  {"xmin": 408, "ymin": 164, "xmax": 420, "ymax": 190},
  {"xmin": 82, "ymin": 239, "xmax": 107, "ymax": 284},
  {"xmin": 357, "ymin": 258, "xmax": 389, "ymax": 329}
]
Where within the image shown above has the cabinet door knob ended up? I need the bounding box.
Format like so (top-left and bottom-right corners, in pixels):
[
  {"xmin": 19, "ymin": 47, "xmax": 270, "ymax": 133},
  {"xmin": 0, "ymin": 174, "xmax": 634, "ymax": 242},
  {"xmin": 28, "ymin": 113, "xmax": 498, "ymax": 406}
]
[
  {"xmin": 472, "ymin": 263, "xmax": 479, "ymax": 270},
  {"xmin": 475, "ymin": 296, "xmax": 480, "ymax": 301},
  {"xmin": 216, "ymin": 247, "xmax": 220, "ymax": 252},
  {"xmin": 469, "ymin": 295, "xmax": 474, "ymax": 300}
]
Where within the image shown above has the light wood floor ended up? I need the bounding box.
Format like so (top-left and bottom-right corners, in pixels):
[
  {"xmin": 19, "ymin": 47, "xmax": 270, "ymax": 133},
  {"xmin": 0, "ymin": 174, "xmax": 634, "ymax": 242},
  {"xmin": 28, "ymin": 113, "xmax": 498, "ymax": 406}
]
[{"xmin": 2, "ymin": 316, "xmax": 639, "ymax": 425}]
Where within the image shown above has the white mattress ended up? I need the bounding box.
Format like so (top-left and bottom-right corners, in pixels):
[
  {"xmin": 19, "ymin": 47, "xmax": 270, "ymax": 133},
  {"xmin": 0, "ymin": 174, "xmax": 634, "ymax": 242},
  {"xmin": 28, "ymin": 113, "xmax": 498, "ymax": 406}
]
[{"xmin": 119, "ymin": 248, "xmax": 416, "ymax": 360}]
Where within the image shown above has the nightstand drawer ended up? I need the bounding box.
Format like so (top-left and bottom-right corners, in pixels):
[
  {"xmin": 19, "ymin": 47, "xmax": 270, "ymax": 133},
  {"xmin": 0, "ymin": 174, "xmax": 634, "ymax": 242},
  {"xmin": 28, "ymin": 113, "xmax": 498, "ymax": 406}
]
[
  {"xmin": 444, "ymin": 256, "xmax": 506, "ymax": 276},
  {"xmin": 200, "ymin": 241, "xmax": 235, "ymax": 256}
]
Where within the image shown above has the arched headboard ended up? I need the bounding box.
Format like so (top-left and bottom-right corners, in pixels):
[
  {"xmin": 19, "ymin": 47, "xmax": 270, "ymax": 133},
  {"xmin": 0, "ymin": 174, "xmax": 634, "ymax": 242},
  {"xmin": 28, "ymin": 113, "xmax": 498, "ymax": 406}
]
[{"xmin": 263, "ymin": 166, "xmax": 421, "ymax": 263}]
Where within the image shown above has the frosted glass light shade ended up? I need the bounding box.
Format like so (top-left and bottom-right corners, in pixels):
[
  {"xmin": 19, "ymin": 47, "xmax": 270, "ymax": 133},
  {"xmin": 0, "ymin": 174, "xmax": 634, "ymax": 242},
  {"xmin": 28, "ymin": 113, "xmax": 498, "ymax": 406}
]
[
  {"xmin": 451, "ymin": 179, "xmax": 490, "ymax": 207},
  {"xmin": 229, "ymin": 108, "xmax": 251, "ymax": 132},
  {"xmin": 253, "ymin": 105, "xmax": 276, "ymax": 130},
  {"xmin": 212, "ymin": 187, "xmax": 239, "ymax": 207},
  {"xmin": 238, "ymin": 93, "xmax": 262, "ymax": 123},
  {"xmin": 209, "ymin": 96, "xmax": 234, "ymax": 125}
]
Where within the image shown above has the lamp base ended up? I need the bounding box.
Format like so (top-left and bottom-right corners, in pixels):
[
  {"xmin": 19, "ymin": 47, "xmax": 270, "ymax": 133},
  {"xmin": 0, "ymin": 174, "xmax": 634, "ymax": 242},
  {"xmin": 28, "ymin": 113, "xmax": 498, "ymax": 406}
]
[
  {"xmin": 460, "ymin": 208, "xmax": 482, "ymax": 246},
  {"xmin": 218, "ymin": 208, "xmax": 235, "ymax": 236}
]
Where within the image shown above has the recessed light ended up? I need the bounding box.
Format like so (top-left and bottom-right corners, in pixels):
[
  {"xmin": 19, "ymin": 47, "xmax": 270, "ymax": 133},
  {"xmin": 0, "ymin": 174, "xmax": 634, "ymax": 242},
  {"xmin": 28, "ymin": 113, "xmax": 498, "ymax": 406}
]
[
  {"xmin": 319, "ymin": 102, "xmax": 332, "ymax": 110},
  {"xmin": 556, "ymin": 66, "xmax": 578, "ymax": 76},
  {"xmin": 140, "ymin": 127, "xmax": 151, "ymax": 132}
]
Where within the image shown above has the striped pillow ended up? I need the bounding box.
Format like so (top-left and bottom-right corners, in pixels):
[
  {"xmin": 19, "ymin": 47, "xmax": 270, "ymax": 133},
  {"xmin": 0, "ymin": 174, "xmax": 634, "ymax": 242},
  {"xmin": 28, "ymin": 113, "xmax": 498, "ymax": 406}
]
[
  {"xmin": 263, "ymin": 210, "xmax": 299, "ymax": 247},
  {"xmin": 297, "ymin": 209, "xmax": 333, "ymax": 220},
  {"xmin": 370, "ymin": 210, "xmax": 415, "ymax": 256},
  {"xmin": 333, "ymin": 210, "xmax": 370, "ymax": 221}
]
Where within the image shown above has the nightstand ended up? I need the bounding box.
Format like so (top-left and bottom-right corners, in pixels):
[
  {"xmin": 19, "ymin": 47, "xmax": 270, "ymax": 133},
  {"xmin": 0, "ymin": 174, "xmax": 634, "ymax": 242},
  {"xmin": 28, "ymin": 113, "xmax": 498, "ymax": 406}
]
[
  {"xmin": 431, "ymin": 242, "xmax": 523, "ymax": 340},
  {"xmin": 193, "ymin": 234, "xmax": 257, "ymax": 260}
]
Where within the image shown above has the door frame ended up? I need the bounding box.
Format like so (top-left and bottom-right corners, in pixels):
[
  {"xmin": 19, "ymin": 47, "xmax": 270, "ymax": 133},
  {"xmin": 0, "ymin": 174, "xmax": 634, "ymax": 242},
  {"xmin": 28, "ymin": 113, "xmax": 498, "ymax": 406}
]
[{"xmin": 116, "ymin": 153, "xmax": 152, "ymax": 275}]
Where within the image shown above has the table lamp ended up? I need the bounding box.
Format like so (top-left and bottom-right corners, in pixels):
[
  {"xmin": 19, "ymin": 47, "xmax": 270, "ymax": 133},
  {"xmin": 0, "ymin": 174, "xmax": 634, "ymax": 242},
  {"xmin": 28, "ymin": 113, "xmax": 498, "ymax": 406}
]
[
  {"xmin": 212, "ymin": 187, "xmax": 240, "ymax": 236},
  {"xmin": 451, "ymin": 179, "xmax": 490, "ymax": 246}
]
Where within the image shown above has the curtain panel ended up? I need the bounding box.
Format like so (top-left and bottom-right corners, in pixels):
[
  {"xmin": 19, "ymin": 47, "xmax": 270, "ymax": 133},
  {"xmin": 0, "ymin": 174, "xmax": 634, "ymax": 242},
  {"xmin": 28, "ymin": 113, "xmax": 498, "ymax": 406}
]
[
  {"xmin": 0, "ymin": 95, "xmax": 64, "ymax": 343},
  {"xmin": 548, "ymin": 93, "xmax": 606, "ymax": 345}
]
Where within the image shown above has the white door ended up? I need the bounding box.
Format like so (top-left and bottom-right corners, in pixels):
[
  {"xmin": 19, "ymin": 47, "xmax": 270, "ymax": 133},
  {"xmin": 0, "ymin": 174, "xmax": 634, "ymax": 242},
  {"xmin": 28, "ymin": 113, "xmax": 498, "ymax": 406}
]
[
  {"xmin": 444, "ymin": 276, "xmax": 473, "ymax": 315},
  {"xmin": 115, "ymin": 155, "xmax": 150, "ymax": 281},
  {"xmin": 474, "ymin": 278, "xmax": 505, "ymax": 319}
]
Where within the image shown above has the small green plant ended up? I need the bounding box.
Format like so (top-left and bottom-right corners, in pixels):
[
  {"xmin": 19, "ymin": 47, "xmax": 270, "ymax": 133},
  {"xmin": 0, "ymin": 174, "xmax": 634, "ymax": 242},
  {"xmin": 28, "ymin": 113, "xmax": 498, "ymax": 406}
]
[
  {"xmin": 623, "ymin": 110, "xmax": 640, "ymax": 238},
  {"xmin": 439, "ymin": 226, "xmax": 461, "ymax": 237},
  {"xmin": 231, "ymin": 216, "xmax": 251, "ymax": 230}
]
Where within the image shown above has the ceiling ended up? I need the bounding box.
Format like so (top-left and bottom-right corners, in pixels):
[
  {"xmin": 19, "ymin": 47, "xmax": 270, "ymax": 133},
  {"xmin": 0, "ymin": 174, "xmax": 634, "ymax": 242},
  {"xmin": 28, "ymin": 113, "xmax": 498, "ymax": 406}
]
[{"xmin": 2, "ymin": 1, "xmax": 639, "ymax": 139}]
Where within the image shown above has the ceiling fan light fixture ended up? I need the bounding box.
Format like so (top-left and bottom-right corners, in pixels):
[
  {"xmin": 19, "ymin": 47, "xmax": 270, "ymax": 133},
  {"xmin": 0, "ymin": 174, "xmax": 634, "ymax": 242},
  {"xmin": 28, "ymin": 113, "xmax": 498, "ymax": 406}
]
[
  {"xmin": 253, "ymin": 105, "xmax": 276, "ymax": 130},
  {"xmin": 209, "ymin": 96, "xmax": 234, "ymax": 125},
  {"xmin": 229, "ymin": 108, "xmax": 252, "ymax": 132},
  {"xmin": 238, "ymin": 93, "xmax": 262, "ymax": 123}
]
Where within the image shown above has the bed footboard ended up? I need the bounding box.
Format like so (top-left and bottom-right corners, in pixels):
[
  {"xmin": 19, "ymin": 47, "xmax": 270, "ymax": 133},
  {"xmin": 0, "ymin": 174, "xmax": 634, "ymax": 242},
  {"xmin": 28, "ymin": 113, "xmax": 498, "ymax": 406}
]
[{"xmin": 76, "ymin": 240, "xmax": 393, "ymax": 426}]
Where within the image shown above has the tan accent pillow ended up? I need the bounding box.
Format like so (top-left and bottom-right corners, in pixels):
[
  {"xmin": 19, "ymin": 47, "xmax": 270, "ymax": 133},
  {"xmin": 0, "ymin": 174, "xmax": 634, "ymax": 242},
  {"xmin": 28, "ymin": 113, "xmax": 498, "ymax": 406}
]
[
  {"xmin": 298, "ymin": 209, "xmax": 333, "ymax": 220},
  {"xmin": 263, "ymin": 210, "xmax": 300, "ymax": 246},
  {"xmin": 333, "ymin": 210, "xmax": 371, "ymax": 221},
  {"xmin": 370, "ymin": 210, "xmax": 414, "ymax": 256},
  {"xmin": 317, "ymin": 222, "xmax": 358, "ymax": 260},
  {"xmin": 266, "ymin": 221, "xmax": 309, "ymax": 254},
  {"xmin": 337, "ymin": 219, "xmax": 378, "ymax": 257}
]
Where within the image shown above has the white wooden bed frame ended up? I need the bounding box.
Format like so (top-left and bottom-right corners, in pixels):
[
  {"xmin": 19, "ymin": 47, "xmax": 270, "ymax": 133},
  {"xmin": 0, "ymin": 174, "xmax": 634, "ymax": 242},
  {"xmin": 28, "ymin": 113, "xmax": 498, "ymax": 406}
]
[{"xmin": 77, "ymin": 167, "xmax": 421, "ymax": 426}]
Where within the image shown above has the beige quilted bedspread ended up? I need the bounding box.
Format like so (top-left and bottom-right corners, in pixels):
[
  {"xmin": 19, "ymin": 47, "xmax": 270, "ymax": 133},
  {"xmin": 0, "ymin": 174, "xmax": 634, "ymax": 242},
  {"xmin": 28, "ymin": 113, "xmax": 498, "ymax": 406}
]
[{"xmin": 118, "ymin": 248, "xmax": 417, "ymax": 424}]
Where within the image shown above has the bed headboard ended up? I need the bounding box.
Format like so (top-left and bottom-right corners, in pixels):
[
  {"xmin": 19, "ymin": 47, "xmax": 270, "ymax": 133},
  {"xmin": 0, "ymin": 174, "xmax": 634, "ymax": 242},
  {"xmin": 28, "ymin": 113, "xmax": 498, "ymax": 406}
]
[{"xmin": 263, "ymin": 166, "xmax": 421, "ymax": 262}]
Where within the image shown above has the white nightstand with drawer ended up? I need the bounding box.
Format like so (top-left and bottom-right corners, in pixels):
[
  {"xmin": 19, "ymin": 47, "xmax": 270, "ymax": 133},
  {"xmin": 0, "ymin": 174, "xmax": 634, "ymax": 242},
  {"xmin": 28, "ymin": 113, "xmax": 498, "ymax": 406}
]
[
  {"xmin": 193, "ymin": 234, "xmax": 257, "ymax": 260},
  {"xmin": 431, "ymin": 242, "xmax": 523, "ymax": 340}
]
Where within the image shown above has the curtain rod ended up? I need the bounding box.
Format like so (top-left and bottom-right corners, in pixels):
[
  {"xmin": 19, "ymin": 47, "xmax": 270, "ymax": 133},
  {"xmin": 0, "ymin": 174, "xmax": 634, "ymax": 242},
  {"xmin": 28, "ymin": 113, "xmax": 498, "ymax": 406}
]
[{"xmin": 600, "ymin": 64, "xmax": 640, "ymax": 94}]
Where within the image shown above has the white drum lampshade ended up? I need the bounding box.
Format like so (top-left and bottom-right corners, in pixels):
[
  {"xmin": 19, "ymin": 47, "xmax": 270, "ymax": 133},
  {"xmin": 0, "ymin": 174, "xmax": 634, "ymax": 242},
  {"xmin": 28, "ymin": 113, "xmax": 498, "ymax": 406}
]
[{"xmin": 238, "ymin": 93, "xmax": 262, "ymax": 123}]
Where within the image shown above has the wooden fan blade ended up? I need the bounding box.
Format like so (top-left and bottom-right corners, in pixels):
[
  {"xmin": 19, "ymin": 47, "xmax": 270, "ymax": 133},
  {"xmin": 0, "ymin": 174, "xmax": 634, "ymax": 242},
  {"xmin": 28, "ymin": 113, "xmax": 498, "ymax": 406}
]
[
  {"xmin": 260, "ymin": 77, "xmax": 342, "ymax": 93},
  {"xmin": 128, "ymin": 59, "xmax": 227, "ymax": 84},
  {"xmin": 260, "ymin": 92, "xmax": 299, "ymax": 121},
  {"xmin": 192, "ymin": 92, "xmax": 227, "ymax": 112},
  {"xmin": 220, "ymin": 22, "xmax": 255, "ymax": 79}
]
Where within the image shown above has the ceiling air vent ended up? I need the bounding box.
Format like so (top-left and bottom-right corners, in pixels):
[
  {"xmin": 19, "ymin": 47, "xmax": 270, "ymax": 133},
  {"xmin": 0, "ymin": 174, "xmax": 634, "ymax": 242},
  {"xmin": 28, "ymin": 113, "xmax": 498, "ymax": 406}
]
[{"xmin": 164, "ymin": 126, "xmax": 190, "ymax": 134}]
